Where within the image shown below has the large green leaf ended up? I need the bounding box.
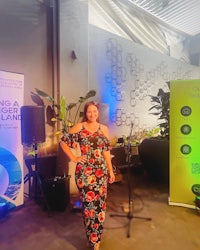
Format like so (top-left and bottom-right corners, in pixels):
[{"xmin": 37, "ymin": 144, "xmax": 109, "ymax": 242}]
[
  {"xmin": 35, "ymin": 88, "xmax": 54, "ymax": 102},
  {"xmin": 59, "ymin": 96, "xmax": 66, "ymax": 120}
]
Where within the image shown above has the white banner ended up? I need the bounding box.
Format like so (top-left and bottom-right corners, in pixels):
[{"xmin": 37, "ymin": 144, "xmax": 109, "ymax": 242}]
[{"xmin": 0, "ymin": 70, "xmax": 24, "ymax": 210}]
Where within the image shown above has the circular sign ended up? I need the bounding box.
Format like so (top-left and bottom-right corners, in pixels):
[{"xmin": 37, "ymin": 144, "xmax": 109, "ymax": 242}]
[
  {"xmin": 0, "ymin": 147, "xmax": 22, "ymax": 199},
  {"xmin": 0, "ymin": 164, "xmax": 9, "ymax": 195},
  {"xmin": 180, "ymin": 144, "xmax": 192, "ymax": 155},
  {"xmin": 180, "ymin": 106, "xmax": 192, "ymax": 116},
  {"xmin": 180, "ymin": 124, "xmax": 192, "ymax": 135}
]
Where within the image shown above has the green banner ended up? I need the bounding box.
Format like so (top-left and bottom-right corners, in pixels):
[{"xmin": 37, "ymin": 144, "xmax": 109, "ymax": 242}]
[{"xmin": 170, "ymin": 79, "xmax": 200, "ymax": 208}]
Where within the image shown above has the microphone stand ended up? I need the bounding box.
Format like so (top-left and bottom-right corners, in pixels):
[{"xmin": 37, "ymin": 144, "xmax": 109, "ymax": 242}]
[
  {"xmin": 24, "ymin": 142, "xmax": 52, "ymax": 216},
  {"xmin": 110, "ymin": 122, "xmax": 152, "ymax": 238}
]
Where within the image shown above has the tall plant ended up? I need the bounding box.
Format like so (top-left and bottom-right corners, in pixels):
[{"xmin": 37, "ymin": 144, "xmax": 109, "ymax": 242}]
[
  {"xmin": 149, "ymin": 82, "xmax": 170, "ymax": 139},
  {"xmin": 31, "ymin": 89, "xmax": 96, "ymax": 135}
]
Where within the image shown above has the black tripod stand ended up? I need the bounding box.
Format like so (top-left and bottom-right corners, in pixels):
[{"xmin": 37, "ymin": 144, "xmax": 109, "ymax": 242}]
[
  {"xmin": 24, "ymin": 143, "xmax": 51, "ymax": 214},
  {"xmin": 110, "ymin": 123, "xmax": 152, "ymax": 238}
]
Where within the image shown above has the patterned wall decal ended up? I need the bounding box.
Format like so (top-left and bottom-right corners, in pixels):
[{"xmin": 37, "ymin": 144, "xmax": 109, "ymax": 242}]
[{"xmin": 103, "ymin": 36, "xmax": 199, "ymax": 136}]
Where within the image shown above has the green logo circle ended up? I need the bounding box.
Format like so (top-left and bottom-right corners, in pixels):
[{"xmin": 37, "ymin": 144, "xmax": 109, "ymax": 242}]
[
  {"xmin": 180, "ymin": 106, "xmax": 192, "ymax": 116},
  {"xmin": 180, "ymin": 124, "xmax": 192, "ymax": 135},
  {"xmin": 180, "ymin": 144, "xmax": 192, "ymax": 155}
]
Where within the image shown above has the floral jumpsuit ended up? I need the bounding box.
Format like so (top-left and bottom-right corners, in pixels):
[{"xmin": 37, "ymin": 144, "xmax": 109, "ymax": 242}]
[{"xmin": 61, "ymin": 124, "xmax": 111, "ymax": 249}]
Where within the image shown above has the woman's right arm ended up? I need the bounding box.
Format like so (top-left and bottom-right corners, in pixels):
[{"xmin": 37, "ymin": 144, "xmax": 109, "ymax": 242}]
[
  {"xmin": 59, "ymin": 140, "xmax": 77, "ymax": 162},
  {"xmin": 60, "ymin": 123, "xmax": 87, "ymax": 164}
]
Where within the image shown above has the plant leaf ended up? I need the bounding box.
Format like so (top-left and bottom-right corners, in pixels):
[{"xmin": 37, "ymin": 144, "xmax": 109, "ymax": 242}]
[
  {"xmin": 30, "ymin": 92, "xmax": 44, "ymax": 106},
  {"xmin": 35, "ymin": 88, "xmax": 54, "ymax": 102},
  {"xmin": 85, "ymin": 90, "xmax": 96, "ymax": 99},
  {"xmin": 59, "ymin": 96, "xmax": 66, "ymax": 120},
  {"xmin": 67, "ymin": 103, "xmax": 76, "ymax": 110},
  {"xmin": 78, "ymin": 96, "xmax": 85, "ymax": 103},
  {"xmin": 51, "ymin": 117, "xmax": 57, "ymax": 122}
]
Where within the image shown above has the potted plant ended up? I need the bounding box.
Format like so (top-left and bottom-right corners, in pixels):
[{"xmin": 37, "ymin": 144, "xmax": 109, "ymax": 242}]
[
  {"xmin": 122, "ymin": 127, "xmax": 160, "ymax": 146},
  {"xmin": 31, "ymin": 88, "xmax": 96, "ymax": 135},
  {"xmin": 148, "ymin": 81, "xmax": 170, "ymax": 140}
]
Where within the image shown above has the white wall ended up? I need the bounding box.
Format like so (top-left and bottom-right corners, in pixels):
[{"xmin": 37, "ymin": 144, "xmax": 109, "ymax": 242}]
[
  {"xmin": 59, "ymin": 0, "xmax": 89, "ymax": 103},
  {"xmin": 0, "ymin": 0, "xmax": 52, "ymax": 104},
  {"xmin": 89, "ymin": 26, "xmax": 200, "ymax": 138}
]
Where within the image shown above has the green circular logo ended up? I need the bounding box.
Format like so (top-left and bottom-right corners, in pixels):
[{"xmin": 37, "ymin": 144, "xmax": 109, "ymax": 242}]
[
  {"xmin": 180, "ymin": 124, "xmax": 192, "ymax": 135},
  {"xmin": 180, "ymin": 144, "xmax": 192, "ymax": 155},
  {"xmin": 180, "ymin": 106, "xmax": 192, "ymax": 116}
]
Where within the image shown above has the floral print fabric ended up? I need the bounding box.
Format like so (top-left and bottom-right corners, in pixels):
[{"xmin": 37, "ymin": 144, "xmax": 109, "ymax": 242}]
[{"xmin": 61, "ymin": 125, "xmax": 111, "ymax": 248}]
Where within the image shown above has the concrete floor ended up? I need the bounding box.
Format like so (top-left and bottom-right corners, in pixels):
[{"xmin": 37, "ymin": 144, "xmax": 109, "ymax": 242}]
[{"xmin": 0, "ymin": 170, "xmax": 199, "ymax": 250}]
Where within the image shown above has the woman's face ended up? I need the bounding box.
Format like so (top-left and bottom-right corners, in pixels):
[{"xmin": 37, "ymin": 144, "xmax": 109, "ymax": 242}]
[{"xmin": 86, "ymin": 104, "xmax": 99, "ymax": 122}]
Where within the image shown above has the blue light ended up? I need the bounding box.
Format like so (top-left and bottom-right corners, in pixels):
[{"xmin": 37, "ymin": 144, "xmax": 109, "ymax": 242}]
[
  {"xmin": 75, "ymin": 200, "xmax": 82, "ymax": 207},
  {"xmin": 100, "ymin": 81, "xmax": 117, "ymax": 121}
]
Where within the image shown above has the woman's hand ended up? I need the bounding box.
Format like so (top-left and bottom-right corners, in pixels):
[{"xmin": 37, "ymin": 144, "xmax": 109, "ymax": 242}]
[
  {"xmin": 108, "ymin": 170, "xmax": 115, "ymax": 184},
  {"xmin": 74, "ymin": 155, "xmax": 87, "ymax": 164}
]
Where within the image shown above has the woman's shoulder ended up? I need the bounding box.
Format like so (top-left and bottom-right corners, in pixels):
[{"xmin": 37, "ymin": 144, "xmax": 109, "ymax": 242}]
[
  {"xmin": 99, "ymin": 123, "xmax": 109, "ymax": 138},
  {"xmin": 69, "ymin": 122, "xmax": 83, "ymax": 133},
  {"xmin": 99, "ymin": 123, "xmax": 108, "ymax": 130}
]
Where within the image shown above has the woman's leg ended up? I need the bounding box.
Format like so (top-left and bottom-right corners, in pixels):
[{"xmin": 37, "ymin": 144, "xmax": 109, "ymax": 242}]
[{"xmin": 78, "ymin": 175, "xmax": 108, "ymax": 249}]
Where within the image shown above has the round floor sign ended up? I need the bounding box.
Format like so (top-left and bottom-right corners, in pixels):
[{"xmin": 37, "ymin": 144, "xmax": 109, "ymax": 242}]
[{"xmin": 0, "ymin": 147, "xmax": 22, "ymax": 201}]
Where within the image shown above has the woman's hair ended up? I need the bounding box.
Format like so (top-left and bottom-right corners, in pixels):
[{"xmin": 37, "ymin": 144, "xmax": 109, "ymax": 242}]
[{"xmin": 82, "ymin": 101, "xmax": 99, "ymax": 122}]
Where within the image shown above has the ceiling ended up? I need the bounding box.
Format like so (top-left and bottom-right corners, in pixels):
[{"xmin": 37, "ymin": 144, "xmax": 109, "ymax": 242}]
[
  {"xmin": 89, "ymin": 0, "xmax": 199, "ymax": 61},
  {"xmin": 125, "ymin": 0, "xmax": 200, "ymax": 36}
]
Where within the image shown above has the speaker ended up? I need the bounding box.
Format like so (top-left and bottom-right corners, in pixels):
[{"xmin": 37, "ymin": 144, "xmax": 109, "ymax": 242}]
[
  {"xmin": 42, "ymin": 176, "xmax": 70, "ymax": 212},
  {"xmin": 20, "ymin": 105, "xmax": 45, "ymax": 145}
]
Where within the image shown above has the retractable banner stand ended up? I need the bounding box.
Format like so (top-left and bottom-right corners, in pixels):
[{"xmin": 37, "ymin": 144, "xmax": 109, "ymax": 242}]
[
  {"xmin": 169, "ymin": 79, "xmax": 200, "ymax": 208},
  {"xmin": 0, "ymin": 70, "xmax": 24, "ymax": 212}
]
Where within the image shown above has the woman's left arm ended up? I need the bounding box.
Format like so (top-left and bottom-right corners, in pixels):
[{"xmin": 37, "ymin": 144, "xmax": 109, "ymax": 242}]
[
  {"xmin": 103, "ymin": 150, "xmax": 115, "ymax": 184},
  {"xmin": 101, "ymin": 124, "xmax": 115, "ymax": 184}
]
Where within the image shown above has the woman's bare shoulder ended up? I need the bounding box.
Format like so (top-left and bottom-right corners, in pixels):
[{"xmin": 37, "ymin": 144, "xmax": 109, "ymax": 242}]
[
  {"xmin": 69, "ymin": 122, "xmax": 83, "ymax": 133},
  {"xmin": 100, "ymin": 123, "xmax": 108, "ymax": 130},
  {"xmin": 100, "ymin": 124, "xmax": 109, "ymax": 138}
]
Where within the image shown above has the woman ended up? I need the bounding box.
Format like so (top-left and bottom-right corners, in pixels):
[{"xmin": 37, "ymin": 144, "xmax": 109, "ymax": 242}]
[{"xmin": 60, "ymin": 101, "xmax": 115, "ymax": 250}]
